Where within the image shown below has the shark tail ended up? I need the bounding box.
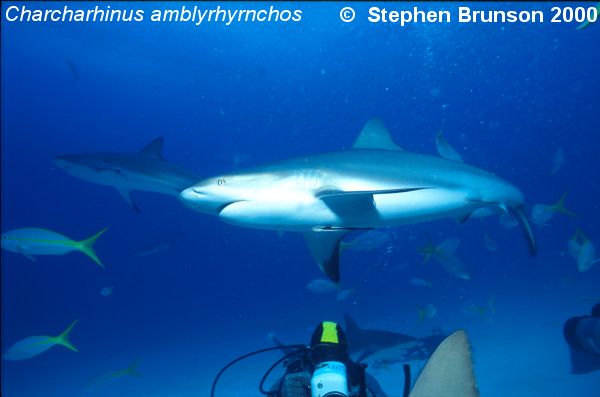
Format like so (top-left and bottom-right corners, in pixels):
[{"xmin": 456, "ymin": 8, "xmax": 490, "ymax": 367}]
[
  {"xmin": 510, "ymin": 206, "xmax": 537, "ymax": 256},
  {"xmin": 78, "ymin": 227, "xmax": 109, "ymax": 268},
  {"xmin": 551, "ymin": 192, "xmax": 578, "ymax": 217},
  {"xmin": 576, "ymin": 2, "xmax": 600, "ymax": 30},
  {"xmin": 55, "ymin": 320, "xmax": 79, "ymax": 352}
]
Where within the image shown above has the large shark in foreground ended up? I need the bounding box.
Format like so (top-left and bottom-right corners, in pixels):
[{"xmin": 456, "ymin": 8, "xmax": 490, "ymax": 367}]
[
  {"xmin": 54, "ymin": 138, "xmax": 201, "ymax": 212},
  {"xmin": 180, "ymin": 119, "xmax": 536, "ymax": 281}
]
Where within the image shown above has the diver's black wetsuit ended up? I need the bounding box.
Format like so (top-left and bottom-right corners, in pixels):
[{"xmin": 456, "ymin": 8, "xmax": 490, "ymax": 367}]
[{"xmin": 563, "ymin": 303, "xmax": 600, "ymax": 374}]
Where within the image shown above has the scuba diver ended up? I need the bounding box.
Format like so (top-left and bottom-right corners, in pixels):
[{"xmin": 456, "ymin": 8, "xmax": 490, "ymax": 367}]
[
  {"xmin": 211, "ymin": 321, "xmax": 479, "ymax": 397},
  {"xmin": 211, "ymin": 321, "xmax": 390, "ymax": 397},
  {"xmin": 563, "ymin": 303, "xmax": 600, "ymax": 374},
  {"xmin": 270, "ymin": 321, "xmax": 388, "ymax": 397}
]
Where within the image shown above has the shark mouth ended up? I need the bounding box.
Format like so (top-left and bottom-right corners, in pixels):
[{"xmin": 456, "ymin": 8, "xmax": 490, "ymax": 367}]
[{"xmin": 216, "ymin": 201, "xmax": 245, "ymax": 214}]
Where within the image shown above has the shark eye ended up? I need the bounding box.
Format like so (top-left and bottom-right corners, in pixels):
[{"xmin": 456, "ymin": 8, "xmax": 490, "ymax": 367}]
[{"xmin": 217, "ymin": 178, "xmax": 226, "ymax": 186}]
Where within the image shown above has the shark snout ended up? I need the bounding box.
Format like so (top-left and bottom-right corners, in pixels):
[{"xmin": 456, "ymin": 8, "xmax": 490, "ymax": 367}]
[
  {"xmin": 53, "ymin": 155, "xmax": 76, "ymax": 169},
  {"xmin": 179, "ymin": 187, "xmax": 221, "ymax": 215}
]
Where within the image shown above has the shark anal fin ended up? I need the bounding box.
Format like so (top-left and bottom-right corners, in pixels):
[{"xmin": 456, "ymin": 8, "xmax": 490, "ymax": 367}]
[
  {"xmin": 409, "ymin": 330, "xmax": 480, "ymax": 397},
  {"xmin": 115, "ymin": 187, "xmax": 141, "ymax": 213},
  {"xmin": 352, "ymin": 119, "xmax": 403, "ymax": 151},
  {"xmin": 139, "ymin": 137, "xmax": 165, "ymax": 160},
  {"xmin": 303, "ymin": 230, "xmax": 351, "ymax": 282}
]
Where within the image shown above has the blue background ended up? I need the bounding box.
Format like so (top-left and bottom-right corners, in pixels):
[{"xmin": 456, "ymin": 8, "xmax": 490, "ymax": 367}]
[{"xmin": 2, "ymin": 2, "xmax": 599, "ymax": 396}]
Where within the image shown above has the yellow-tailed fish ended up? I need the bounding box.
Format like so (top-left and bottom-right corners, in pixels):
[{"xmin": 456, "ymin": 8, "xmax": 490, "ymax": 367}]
[
  {"xmin": 531, "ymin": 192, "xmax": 577, "ymax": 227},
  {"xmin": 417, "ymin": 304, "xmax": 437, "ymax": 325},
  {"xmin": 85, "ymin": 360, "xmax": 141, "ymax": 391},
  {"xmin": 3, "ymin": 320, "xmax": 78, "ymax": 360},
  {"xmin": 1, "ymin": 227, "xmax": 108, "ymax": 267},
  {"xmin": 418, "ymin": 238, "xmax": 470, "ymax": 280}
]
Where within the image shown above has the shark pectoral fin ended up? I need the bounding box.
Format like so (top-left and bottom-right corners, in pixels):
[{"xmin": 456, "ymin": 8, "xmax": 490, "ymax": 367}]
[
  {"xmin": 316, "ymin": 188, "xmax": 426, "ymax": 217},
  {"xmin": 139, "ymin": 137, "xmax": 165, "ymax": 160},
  {"xmin": 352, "ymin": 119, "xmax": 403, "ymax": 151},
  {"xmin": 115, "ymin": 187, "xmax": 141, "ymax": 213},
  {"xmin": 303, "ymin": 230, "xmax": 351, "ymax": 282},
  {"xmin": 409, "ymin": 330, "xmax": 480, "ymax": 397},
  {"xmin": 510, "ymin": 205, "xmax": 537, "ymax": 256},
  {"xmin": 24, "ymin": 253, "xmax": 37, "ymax": 262},
  {"xmin": 318, "ymin": 192, "xmax": 377, "ymax": 217}
]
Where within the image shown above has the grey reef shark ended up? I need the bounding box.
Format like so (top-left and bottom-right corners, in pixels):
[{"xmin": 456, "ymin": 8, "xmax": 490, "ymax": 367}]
[
  {"xmin": 180, "ymin": 119, "xmax": 536, "ymax": 282},
  {"xmin": 54, "ymin": 137, "xmax": 201, "ymax": 213}
]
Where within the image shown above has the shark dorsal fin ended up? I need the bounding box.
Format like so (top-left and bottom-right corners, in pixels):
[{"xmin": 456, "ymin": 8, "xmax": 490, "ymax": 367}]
[
  {"xmin": 352, "ymin": 119, "xmax": 403, "ymax": 151},
  {"xmin": 344, "ymin": 314, "xmax": 362, "ymax": 333},
  {"xmin": 139, "ymin": 137, "xmax": 165, "ymax": 160},
  {"xmin": 409, "ymin": 330, "xmax": 480, "ymax": 397}
]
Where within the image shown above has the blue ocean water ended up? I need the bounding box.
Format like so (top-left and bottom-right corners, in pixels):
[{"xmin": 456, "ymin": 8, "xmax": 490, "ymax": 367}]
[{"xmin": 1, "ymin": 2, "xmax": 599, "ymax": 396}]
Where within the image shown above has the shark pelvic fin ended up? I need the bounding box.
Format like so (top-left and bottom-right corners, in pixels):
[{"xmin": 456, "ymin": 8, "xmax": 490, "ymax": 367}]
[
  {"xmin": 303, "ymin": 229, "xmax": 351, "ymax": 282},
  {"xmin": 352, "ymin": 119, "xmax": 403, "ymax": 151},
  {"xmin": 455, "ymin": 211, "xmax": 475, "ymax": 224},
  {"xmin": 115, "ymin": 187, "xmax": 141, "ymax": 213},
  {"xmin": 409, "ymin": 330, "xmax": 480, "ymax": 397},
  {"xmin": 139, "ymin": 137, "xmax": 165, "ymax": 160}
]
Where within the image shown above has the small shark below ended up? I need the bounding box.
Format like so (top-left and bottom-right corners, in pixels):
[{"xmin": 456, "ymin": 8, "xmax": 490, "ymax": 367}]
[
  {"xmin": 344, "ymin": 314, "xmax": 419, "ymax": 361},
  {"xmin": 54, "ymin": 137, "xmax": 201, "ymax": 212},
  {"xmin": 180, "ymin": 119, "xmax": 536, "ymax": 281}
]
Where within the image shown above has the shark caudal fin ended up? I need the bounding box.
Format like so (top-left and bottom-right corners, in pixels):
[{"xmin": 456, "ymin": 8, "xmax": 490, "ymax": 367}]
[
  {"xmin": 511, "ymin": 206, "xmax": 537, "ymax": 256},
  {"xmin": 409, "ymin": 330, "xmax": 479, "ymax": 397},
  {"xmin": 54, "ymin": 320, "xmax": 79, "ymax": 352},
  {"xmin": 78, "ymin": 227, "xmax": 109, "ymax": 268},
  {"xmin": 576, "ymin": 2, "xmax": 600, "ymax": 30},
  {"xmin": 551, "ymin": 192, "xmax": 578, "ymax": 217}
]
